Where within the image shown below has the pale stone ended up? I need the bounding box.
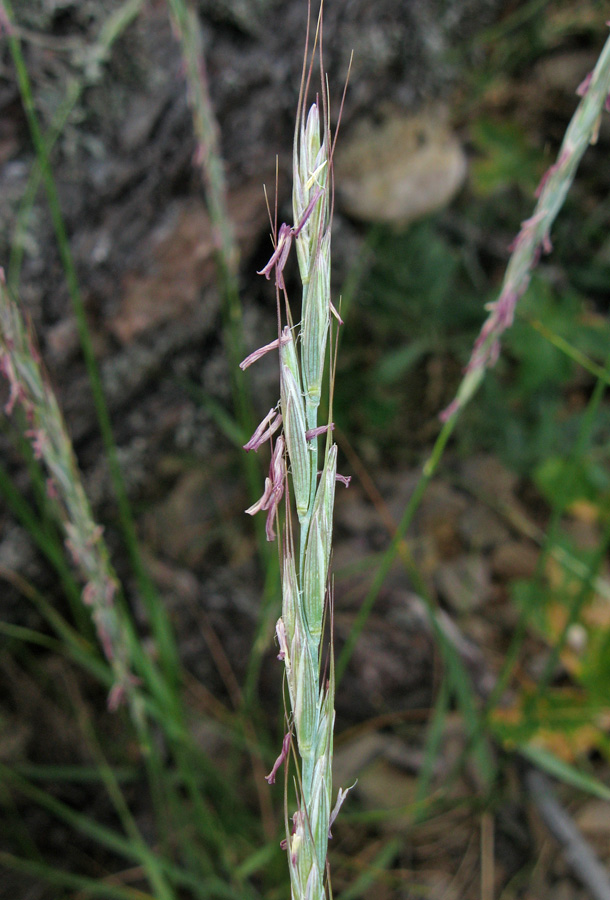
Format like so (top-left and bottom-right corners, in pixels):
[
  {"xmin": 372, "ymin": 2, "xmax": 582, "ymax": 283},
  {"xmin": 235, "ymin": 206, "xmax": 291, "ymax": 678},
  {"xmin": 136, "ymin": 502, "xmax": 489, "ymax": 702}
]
[{"xmin": 334, "ymin": 105, "xmax": 467, "ymax": 224}]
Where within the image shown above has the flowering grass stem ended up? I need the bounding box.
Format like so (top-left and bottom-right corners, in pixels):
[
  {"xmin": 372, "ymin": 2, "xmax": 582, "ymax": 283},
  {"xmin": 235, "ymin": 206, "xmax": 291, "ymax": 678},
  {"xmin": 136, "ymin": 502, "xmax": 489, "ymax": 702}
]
[
  {"xmin": 0, "ymin": 269, "xmax": 139, "ymax": 715},
  {"xmin": 240, "ymin": 4, "xmax": 352, "ymax": 895},
  {"xmin": 442, "ymin": 25, "xmax": 610, "ymax": 421},
  {"xmin": 338, "ymin": 24, "xmax": 610, "ymax": 691},
  {"xmin": 2, "ymin": 0, "xmax": 180, "ymax": 689}
]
